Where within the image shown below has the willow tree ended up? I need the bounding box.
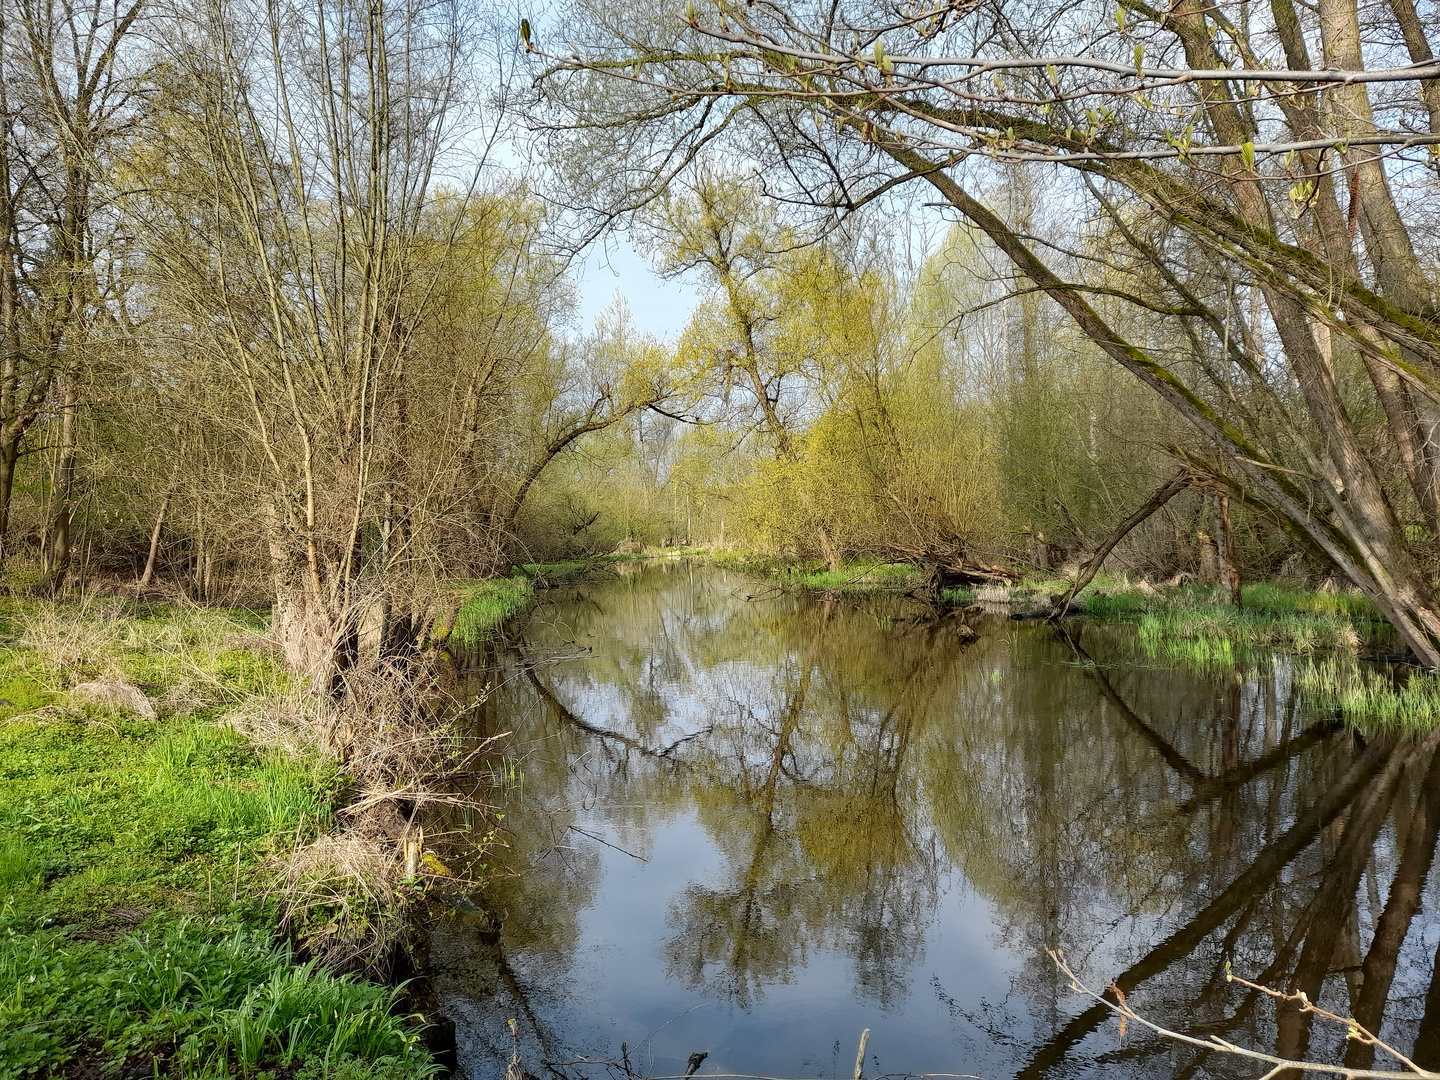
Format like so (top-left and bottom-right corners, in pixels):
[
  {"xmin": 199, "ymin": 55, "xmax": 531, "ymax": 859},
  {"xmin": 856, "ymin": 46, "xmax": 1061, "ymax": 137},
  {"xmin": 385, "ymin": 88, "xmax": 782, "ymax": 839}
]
[
  {"xmin": 531, "ymin": 0, "xmax": 1440, "ymax": 663},
  {"xmin": 140, "ymin": 0, "xmax": 473, "ymax": 687}
]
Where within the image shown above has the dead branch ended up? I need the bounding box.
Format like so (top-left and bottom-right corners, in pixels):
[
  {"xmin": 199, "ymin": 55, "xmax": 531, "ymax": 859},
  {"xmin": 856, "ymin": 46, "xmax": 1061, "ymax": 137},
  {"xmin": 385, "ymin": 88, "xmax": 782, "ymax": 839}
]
[
  {"xmin": 1051, "ymin": 470, "xmax": 1193, "ymax": 618},
  {"xmin": 1048, "ymin": 949, "xmax": 1440, "ymax": 1079}
]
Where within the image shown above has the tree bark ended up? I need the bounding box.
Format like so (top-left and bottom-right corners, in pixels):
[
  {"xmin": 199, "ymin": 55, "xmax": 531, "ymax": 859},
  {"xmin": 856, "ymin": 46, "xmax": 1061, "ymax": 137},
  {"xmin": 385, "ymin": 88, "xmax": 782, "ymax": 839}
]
[
  {"xmin": 42, "ymin": 376, "xmax": 78, "ymax": 594},
  {"xmin": 139, "ymin": 492, "xmax": 169, "ymax": 589},
  {"xmin": 0, "ymin": 437, "xmax": 17, "ymax": 569},
  {"xmin": 1216, "ymin": 493, "xmax": 1242, "ymax": 609},
  {"xmin": 885, "ymin": 144, "xmax": 1440, "ymax": 666}
]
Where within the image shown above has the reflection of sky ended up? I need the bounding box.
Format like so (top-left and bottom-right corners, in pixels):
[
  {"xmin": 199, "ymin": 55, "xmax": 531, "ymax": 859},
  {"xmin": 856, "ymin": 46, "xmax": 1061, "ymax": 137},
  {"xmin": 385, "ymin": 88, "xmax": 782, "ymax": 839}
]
[
  {"xmin": 479, "ymin": 811, "xmax": 1025, "ymax": 1080},
  {"xmin": 602, "ymin": 816, "xmax": 1018, "ymax": 1078},
  {"xmin": 436, "ymin": 567, "xmax": 1440, "ymax": 1080}
]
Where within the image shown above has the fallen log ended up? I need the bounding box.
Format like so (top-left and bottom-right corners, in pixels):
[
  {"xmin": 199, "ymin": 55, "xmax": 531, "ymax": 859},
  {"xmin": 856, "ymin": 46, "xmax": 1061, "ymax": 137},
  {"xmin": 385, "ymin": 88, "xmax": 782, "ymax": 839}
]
[{"xmin": 923, "ymin": 559, "xmax": 1020, "ymax": 591}]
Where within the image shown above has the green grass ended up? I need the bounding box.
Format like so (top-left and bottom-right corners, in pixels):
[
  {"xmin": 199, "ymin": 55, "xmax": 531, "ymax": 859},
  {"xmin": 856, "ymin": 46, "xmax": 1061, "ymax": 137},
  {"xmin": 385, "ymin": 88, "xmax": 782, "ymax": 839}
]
[
  {"xmin": 0, "ymin": 915, "xmax": 434, "ymax": 1079},
  {"xmin": 1298, "ymin": 656, "xmax": 1440, "ymax": 733},
  {"xmin": 443, "ymin": 576, "xmax": 534, "ymax": 646},
  {"xmin": 441, "ymin": 556, "xmax": 675, "ymax": 645},
  {"xmin": 1072, "ymin": 581, "xmax": 1369, "ymax": 668},
  {"xmin": 1234, "ymin": 582, "xmax": 1382, "ymax": 621},
  {"xmin": 0, "ymin": 596, "xmax": 437, "ymax": 1079},
  {"xmin": 796, "ymin": 562, "xmax": 926, "ymax": 592}
]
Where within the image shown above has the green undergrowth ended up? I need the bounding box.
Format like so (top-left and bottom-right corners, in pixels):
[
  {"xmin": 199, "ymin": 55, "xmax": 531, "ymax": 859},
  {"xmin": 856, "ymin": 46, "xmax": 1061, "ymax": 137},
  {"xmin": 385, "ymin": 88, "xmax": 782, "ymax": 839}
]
[
  {"xmin": 1071, "ymin": 581, "xmax": 1375, "ymax": 668},
  {"xmin": 706, "ymin": 555, "xmax": 959, "ymax": 598},
  {"xmin": 1298, "ymin": 656, "xmax": 1440, "ymax": 734},
  {"xmin": 440, "ymin": 576, "xmax": 534, "ymax": 646},
  {"xmin": 1, "ymin": 915, "xmax": 432, "ymax": 1079},
  {"xmin": 0, "ymin": 595, "xmax": 436, "ymax": 1079},
  {"xmin": 796, "ymin": 563, "xmax": 925, "ymax": 592}
]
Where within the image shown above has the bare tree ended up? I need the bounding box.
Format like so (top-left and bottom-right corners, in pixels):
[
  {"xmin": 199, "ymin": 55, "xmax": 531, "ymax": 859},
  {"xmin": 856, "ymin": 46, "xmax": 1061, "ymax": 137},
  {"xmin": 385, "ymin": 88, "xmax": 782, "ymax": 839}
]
[
  {"xmin": 142, "ymin": 0, "xmax": 472, "ymax": 687},
  {"xmin": 0, "ymin": 0, "xmax": 145, "ymax": 581}
]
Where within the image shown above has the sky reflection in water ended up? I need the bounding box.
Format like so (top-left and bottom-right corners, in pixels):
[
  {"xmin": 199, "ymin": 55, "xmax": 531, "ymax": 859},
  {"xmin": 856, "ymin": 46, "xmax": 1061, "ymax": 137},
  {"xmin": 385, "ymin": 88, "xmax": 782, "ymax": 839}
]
[{"xmin": 432, "ymin": 563, "xmax": 1440, "ymax": 1080}]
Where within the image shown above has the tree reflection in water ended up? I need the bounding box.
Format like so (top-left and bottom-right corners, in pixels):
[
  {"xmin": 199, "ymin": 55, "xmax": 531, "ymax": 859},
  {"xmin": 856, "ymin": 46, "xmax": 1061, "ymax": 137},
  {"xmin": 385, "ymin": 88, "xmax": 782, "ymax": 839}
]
[{"xmin": 432, "ymin": 563, "xmax": 1440, "ymax": 1080}]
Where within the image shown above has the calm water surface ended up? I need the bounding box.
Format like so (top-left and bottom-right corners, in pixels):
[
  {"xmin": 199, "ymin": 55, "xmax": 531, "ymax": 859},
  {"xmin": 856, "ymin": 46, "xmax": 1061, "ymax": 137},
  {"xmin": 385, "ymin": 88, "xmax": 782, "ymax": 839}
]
[{"xmin": 431, "ymin": 563, "xmax": 1440, "ymax": 1080}]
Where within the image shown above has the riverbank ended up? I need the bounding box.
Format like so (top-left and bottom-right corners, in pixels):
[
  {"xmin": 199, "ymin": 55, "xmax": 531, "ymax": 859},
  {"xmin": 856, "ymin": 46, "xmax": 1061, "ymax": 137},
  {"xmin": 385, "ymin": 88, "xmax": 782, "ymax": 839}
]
[
  {"xmin": 0, "ymin": 597, "xmax": 439, "ymax": 1079},
  {"xmin": 702, "ymin": 551, "xmax": 1384, "ymax": 654},
  {"xmin": 679, "ymin": 551, "xmax": 1440, "ymax": 728}
]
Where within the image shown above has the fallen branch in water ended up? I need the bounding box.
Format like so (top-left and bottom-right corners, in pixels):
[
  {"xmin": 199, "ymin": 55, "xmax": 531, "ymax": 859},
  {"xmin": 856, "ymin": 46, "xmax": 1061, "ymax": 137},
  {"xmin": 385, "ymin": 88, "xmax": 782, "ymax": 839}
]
[{"xmin": 1048, "ymin": 948, "xmax": 1440, "ymax": 1079}]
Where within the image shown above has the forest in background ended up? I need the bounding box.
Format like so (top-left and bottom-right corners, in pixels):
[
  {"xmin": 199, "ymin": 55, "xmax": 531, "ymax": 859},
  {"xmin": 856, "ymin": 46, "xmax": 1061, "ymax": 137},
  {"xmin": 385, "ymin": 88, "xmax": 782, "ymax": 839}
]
[{"xmin": 0, "ymin": 0, "xmax": 1437, "ymax": 677}]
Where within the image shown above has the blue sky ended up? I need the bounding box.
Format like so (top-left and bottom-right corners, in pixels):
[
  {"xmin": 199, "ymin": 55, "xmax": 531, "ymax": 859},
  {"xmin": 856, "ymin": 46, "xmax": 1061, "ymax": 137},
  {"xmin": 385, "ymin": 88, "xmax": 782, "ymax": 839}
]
[{"xmin": 574, "ymin": 238, "xmax": 700, "ymax": 340}]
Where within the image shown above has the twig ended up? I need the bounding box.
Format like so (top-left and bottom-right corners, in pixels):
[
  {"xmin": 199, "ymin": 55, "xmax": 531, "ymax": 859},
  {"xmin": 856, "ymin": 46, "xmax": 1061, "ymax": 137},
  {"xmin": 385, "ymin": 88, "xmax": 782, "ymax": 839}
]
[
  {"xmin": 566, "ymin": 824, "xmax": 649, "ymax": 862},
  {"xmin": 1047, "ymin": 949, "xmax": 1440, "ymax": 1079}
]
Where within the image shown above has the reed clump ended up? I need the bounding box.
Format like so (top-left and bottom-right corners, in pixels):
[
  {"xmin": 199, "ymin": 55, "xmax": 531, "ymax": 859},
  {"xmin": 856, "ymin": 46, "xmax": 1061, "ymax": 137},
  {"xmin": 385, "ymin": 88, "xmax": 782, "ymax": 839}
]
[
  {"xmin": 1075, "ymin": 581, "xmax": 1370, "ymax": 669},
  {"xmin": 1298, "ymin": 656, "xmax": 1440, "ymax": 733}
]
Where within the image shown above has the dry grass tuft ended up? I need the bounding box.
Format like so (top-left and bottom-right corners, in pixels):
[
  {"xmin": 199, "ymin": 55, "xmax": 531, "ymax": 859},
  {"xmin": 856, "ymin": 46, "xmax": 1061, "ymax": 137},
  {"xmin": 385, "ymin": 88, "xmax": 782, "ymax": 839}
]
[
  {"xmin": 70, "ymin": 679, "xmax": 157, "ymax": 719},
  {"xmin": 267, "ymin": 655, "xmax": 502, "ymax": 973},
  {"xmin": 279, "ymin": 829, "xmax": 411, "ymax": 972},
  {"xmin": 15, "ymin": 595, "xmax": 127, "ymax": 680},
  {"xmin": 226, "ymin": 691, "xmax": 344, "ymax": 760}
]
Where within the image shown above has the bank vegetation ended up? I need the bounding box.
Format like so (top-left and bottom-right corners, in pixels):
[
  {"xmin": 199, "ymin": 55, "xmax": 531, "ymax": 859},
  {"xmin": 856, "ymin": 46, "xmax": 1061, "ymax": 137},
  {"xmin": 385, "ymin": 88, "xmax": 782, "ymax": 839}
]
[{"xmin": 3, "ymin": 0, "xmax": 1440, "ymax": 1071}]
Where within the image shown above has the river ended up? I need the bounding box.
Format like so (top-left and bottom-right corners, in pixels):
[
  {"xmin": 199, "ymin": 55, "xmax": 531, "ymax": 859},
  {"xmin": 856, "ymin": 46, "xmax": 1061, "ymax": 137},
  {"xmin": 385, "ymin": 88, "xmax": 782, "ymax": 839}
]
[{"xmin": 431, "ymin": 562, "xmax": 1440, "ymax": 1080}]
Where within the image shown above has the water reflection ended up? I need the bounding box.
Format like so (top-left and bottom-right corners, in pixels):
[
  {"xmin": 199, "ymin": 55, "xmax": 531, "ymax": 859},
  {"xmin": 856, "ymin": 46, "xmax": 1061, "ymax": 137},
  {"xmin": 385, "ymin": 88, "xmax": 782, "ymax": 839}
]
[{"xmin": 430, "ymin": 563, "xmax": 1440, "ymax": 1080}]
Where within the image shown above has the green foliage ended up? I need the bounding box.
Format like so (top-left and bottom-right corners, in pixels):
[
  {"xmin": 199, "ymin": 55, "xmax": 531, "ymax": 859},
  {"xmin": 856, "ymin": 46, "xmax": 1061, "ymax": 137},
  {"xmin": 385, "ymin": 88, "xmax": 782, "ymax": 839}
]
[
  {"xmin": 0, "ymin": 915, "xmax": 436, "ymax": 1079},
  {"xmin": 910, "ymin": 220, "xmax": 1183, "ymax": 560},
  {"xmin": 0, "ymin": 598, "xmax": 431, "ymax": 1078},
  {"xmin": 444, "ymin": 576, "xmax": 534, "ymax": 645}
]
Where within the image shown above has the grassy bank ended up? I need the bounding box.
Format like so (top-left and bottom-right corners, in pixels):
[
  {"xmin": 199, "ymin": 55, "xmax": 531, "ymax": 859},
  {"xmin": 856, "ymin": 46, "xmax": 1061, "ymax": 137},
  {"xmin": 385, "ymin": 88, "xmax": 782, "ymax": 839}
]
[
  {"xmin": 1069, "ymin": 580, "xmax": 1378, "ymax": 667},
  {"xmin": 696, "ymin": 553, "xmax": 1381, "ymax": 658},
  {"xmin": 440, "ymin": 577, "xmax": 534, "ymax": 647},
  {"xmin": 0, "ymin": 598, "xmax": 437, "ymax": 1079}
]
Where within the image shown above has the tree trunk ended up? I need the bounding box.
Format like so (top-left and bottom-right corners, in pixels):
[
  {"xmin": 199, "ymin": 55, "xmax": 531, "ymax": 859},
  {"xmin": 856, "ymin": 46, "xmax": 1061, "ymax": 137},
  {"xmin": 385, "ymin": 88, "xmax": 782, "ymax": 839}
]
[
  {"xmin": 139, "ymin": 492, "xmax": 169, "ymax": 589},
  {"xmin": 818, "ymin": 526, "xmax": 841, "ymax": 573},
  {"xmin": 1215, "ymin": 493, "xmax": 1242, "ymax": 609},
  {"xmin": 42, "ymin": 376, "xmax": 78, "ymax": 594},
  {"xmin": 0, "ymin": 436, "xmax": 16, "ymax": 570},
  {"xmin": 886, "ymin": 145, "xmax": 1440, "ymax": 667}
]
